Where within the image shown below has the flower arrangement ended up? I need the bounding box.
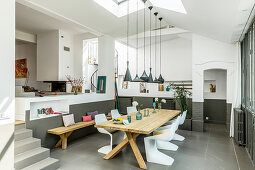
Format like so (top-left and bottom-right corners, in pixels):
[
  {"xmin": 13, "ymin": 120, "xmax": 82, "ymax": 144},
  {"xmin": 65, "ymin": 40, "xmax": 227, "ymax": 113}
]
[
  {"xmin": 66, "ymin": 75, "xmax": 85, "ymax": 95},
  {"xmin": 154, "ymin": 98, "xmax": 166, "ymax": 104},
  {"xmin": 132, "ymin": 101, "xmax": 143, "ymax": 111}
]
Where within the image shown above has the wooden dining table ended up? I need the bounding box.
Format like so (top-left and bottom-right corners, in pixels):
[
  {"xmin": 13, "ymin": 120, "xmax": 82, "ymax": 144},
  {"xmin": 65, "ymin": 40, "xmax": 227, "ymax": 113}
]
[{"xmin": 95, "ymin": 109, "xmax": 181, "ymax": 169}]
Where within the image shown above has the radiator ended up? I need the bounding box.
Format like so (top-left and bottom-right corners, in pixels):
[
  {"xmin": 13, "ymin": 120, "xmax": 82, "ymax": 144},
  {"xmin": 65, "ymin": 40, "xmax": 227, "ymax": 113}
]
[{"xmin": 234, "ymin": 108, "xmax": 245, "ymax": 145}]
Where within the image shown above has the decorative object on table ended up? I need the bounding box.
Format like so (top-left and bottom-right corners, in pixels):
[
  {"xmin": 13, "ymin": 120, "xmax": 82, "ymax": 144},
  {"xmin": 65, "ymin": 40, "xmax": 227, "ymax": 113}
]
[
  {"xmin": 147, "ymin": 6, "xmax": 154, "ymax": 83},
  {"xmin": 97, "ymin": 76, "xmax": 106, "ymax": 93},
  {"xmin": 144, "ymin": 109, "xmax": 147, "ymax": 117},
  {"xmin": 127, "ymin": 115, "xmax": 132, "ymax": 123},
  {"xmin": 132, "ymin": 0, "xmax": 144, "ymax": 82},
  {"xmin": 158, "ymin": 84, "xmax": 164, "ymax": 91},
  {"xmin": 87, "ymin": 110, "xmax": 99, "ymax": 120},
  {"xmin": 62, "ymin": 114, "xmax": 75, "ymax": 127},
  {"xmin": 82, "ymin": 115, "xmax": 92, "ymax": 122},
  {"xmin": 147, "ymin": 109, "xmax": 150, "ymax": 117},
  {"xmin": 158, "ymin": 17, "xmax": 164, "ymax": 83},
  {"xmin": 209, "ymin": 84, "xmax": 216, "ymax": 92},
  {"xmin": 122, "ymin": 81, "xmax": 128, "ymax": 89},
  {"xmin": 123, "ymin": 120, "xmax": 130, "ymax": 125},
  {"xmin": 153, "ymin": 102, "xmax": 157, "ymax": 113},
  {"xmin": 158, "ymin": 99, "xmax": 166, "ymax": 111},
  {"xmin": 15, "ymin": 58, "xmax": 28, "ymax": 78},
  {"xmin": 113, "ymin": 117, "xmax": 123, "ymax": 124},
  {"xmin": 166, "ymin": 85, "xmax": 170, "ymax": 91},
  {"xmin": 66, "ymin": 75, "xmax": 85, "ymax": 95},
  {"xmin": 132, "ymin": 101, "xmax": 143, "ymax": 120},
  {"xmin": 140, "ymin": 82, "xmax": 147, "ymax": 93},
  {"xmin": 170, "ymin": 83, "xmax": 192, "ymax": 119},
  {"xmin": 123, "ymin": 0, "xmax": 132, "ymax": 82},
  {"xmin": 140, "ymin": 0, "xmax": 149, "ymax": 82}
]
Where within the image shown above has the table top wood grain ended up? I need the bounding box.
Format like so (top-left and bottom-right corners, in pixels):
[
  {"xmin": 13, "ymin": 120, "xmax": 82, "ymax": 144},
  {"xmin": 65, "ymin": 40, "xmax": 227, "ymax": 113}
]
[{"xmin": 95, "ymin": 109, "xmax": 181, "ymax": 135}]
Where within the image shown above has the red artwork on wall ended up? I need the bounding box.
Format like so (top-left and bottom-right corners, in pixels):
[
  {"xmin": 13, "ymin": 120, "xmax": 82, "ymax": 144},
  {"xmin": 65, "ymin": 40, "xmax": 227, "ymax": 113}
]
[{"xmin": 15, "ymin": 59, "xmax": 27, "ymax": 78}]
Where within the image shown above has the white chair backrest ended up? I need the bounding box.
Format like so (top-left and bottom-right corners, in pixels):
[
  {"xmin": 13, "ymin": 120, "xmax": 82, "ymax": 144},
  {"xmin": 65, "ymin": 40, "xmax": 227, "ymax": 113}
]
[
  {"xmin": 95, "ymin": 114, "xmax": 107, "ymax": 125},
  {"xmin": 111, "ymin": 109, "xmax": 120, "ymax": 119},
  {"xmin": 127, "ymin": 106, "xmax": 137, "ymax": 114},
  {"xmin": 152, "ymin": 124, "xmax": 176, "ymax": 141},
  {"xmin": 174, "ymin": 115, "xmax": 181, "ymax": 131},
  {"xmin": 179, "ymin": 110, "xmax": 187, "ymax": 125}
]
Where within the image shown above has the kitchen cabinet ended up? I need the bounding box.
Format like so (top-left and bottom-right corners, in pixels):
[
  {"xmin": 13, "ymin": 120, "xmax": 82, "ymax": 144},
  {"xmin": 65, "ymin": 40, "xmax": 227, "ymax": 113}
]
[{"xmin": 37, "ymin": 30, "xmax": 73, "ymax": 81}]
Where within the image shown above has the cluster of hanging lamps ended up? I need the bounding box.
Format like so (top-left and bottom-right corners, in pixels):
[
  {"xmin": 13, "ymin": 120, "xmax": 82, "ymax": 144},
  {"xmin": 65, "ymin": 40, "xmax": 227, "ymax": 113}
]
[
  {"xmin": 124, "ymin": 0, "xmax": 165, "ymax": 83},
  {"xmin": 132, "ymin": 0, "xmax": 144, "ymax": 82},
  {"xmin": 124, "ymin": 0, "xmax": 132, "ymax": 82},
  {"xmin": 158, "ymin": 17, "xmax": 164, "ymax": 83},
  {"xmin": 140, "ymin": 0, "xmax": 149, "ymax": 82}
]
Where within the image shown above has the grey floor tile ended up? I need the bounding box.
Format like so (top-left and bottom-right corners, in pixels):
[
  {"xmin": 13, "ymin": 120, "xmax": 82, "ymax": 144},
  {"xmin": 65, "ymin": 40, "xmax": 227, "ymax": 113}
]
[{"xmin": 50, "ymin": 123, "xmax": 254, "ymax": 170}]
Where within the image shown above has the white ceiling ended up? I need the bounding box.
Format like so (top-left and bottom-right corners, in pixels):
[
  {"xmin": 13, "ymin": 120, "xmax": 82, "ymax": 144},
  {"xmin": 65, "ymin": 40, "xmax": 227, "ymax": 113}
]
[
  {"xmin": 16, "ymin": 0, "xmax": 254, "ymax": 43},
  {"xmin": 16, "ymin": 3, "xmax": 88, "ymax": 35}
]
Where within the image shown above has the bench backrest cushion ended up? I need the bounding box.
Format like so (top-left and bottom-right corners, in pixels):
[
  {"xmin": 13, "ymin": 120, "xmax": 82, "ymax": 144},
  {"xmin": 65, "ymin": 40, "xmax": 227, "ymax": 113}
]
[
  {"xmin": 87, "ymin": 110, "xmax": 99, "ymax": 120},
  {"xmin": 82, "ymin": 115, "xmax": 92, "ymax": 122},
  {"xmin": 63, "ymin": 114, "xmax": 75, "ymax": 127}
]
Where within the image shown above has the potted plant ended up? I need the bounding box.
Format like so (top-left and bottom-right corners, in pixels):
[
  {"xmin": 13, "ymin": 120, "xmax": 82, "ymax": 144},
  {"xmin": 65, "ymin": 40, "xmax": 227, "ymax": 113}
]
[
  {"xmin": 66, "ymin": 75, "xmax": 85, "ymax": 95},
  {"xmin": 132, "ymin": 101, "xmax": 143, "ymax": 120},
  {"xmin": 170, "ymin": 84, "xmax": 192, "ymax": 130}
]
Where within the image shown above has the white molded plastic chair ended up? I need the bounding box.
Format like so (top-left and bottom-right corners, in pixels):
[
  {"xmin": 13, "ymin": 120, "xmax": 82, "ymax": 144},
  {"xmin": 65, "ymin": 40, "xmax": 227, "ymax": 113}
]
[
  {"xmin": 111, "ymin": 109, "xmax": 121, "ymax": 119},
  {"xmin": 144, "ymin": 118, "xmax": 180, "ymax": 166},
  {"xmin": 95, "ymin": 114, "xmax": 125, "ymax": 154},
  {"xmin": 154, "ymin": 115, "xmax": 181, "ymax": 151},
  {"xmin": 157, "ymin": 111, "xmax": 187, "ymax": 142},
  {"xmin": 127, "ymin": 106, "xmax": 137, "ymax": 114}
]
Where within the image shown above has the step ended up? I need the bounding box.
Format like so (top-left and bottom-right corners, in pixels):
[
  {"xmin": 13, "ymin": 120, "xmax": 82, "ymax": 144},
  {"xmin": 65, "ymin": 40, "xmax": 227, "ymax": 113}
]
[
  {"xmin": 15, "ymin": 138, "xmax": 41, "ymax": 155},
  {"xmin": 15, "ymin": 123, "xmax": 25, "ymax": 130},
  {"xmin": 15, "ymin": 147, "xmax": 50, "ymax": 170},
  {"xmin": 15, "ymin": 129, "xmax": 33, "ymax": 141},
  {"xmin": 21, "ymin": 157, "xmax": 60, "ymax": 170}
]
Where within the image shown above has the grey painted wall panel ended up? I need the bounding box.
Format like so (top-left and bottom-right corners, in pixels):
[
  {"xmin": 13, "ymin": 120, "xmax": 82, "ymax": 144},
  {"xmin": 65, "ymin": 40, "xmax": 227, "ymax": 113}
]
[
  {"xmin": 192, "ymin": 102, "xmax": 204, "ymax": 132},
  {"xmin": 204, "ymin": 99, "xmax": 227, "ymax": 124}
]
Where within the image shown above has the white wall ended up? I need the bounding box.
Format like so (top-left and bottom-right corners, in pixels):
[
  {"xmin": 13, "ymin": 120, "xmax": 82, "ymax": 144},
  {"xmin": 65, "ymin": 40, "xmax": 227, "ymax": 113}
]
[
  {"xmin": 204, "ymin": 69, "xmax": 227, "ymax": 100},
  {"xmin": 118, "ymin": 37, "xmax": 192, "ymax": 81},
  {"xmin": 117, "ymin": 36, "xmax": 192, "ymax": 97},
  {"xmin": 192, "ymin": 34, "xmax": 238, "ymax": 103},
  {"xmin": 0, "ymin": 0, "xmax": 15, "ymax": 169},
  {"xmin": 98, "ymin": 35, "xmax": 115, "ymax": 100},
  {"xmin": 15, "ymin": 43, "xmax": 51, "ymax": 91}
]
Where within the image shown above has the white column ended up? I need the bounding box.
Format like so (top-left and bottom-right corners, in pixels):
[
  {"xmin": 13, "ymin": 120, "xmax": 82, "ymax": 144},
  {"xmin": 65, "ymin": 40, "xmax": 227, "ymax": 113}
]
[{"xmin": 0, "ymin": 0, "xmax": 15, "ymax": 169}]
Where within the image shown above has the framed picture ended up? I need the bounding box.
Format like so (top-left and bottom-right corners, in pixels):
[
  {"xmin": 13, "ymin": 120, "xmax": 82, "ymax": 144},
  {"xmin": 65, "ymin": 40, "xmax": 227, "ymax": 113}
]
[
  {"xmin": 71, "ymin": 86, "xmax": 82, "ymax": 92},
  {"xmin": 158, "ymin": 84, "xmax": 164, "ymax": 91},
  {"xmin": 122, "ymin": 81, "xmax": 128, "ymax": 89},
  {"xmin": 140, "ymin": 83, "xmax": 147, "ymax": 93},
  {"xmin": 97, "ymin": 76, "xmax": 106, "ymax": 93},
  {"xmin": 15, "ymin": 58, "xmax": 27, "ymax": 78}
]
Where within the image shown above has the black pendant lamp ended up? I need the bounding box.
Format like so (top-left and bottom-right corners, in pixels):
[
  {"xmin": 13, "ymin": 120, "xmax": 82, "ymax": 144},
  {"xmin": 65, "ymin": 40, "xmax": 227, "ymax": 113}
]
[
  {"xmin": 158, "ymin": 17, "xmax": 164, "ymax": 83},
  {"xmin": 140, "ymin": 0, "xmax": 149, "ymax": 82},
  {"xmin": 153, "ymin": 12, "xmax": 160, "ymax": 83},
  {"xmin": 132, "ymin": 0, "xmax": 144, "ymax": 82},
  {"xmin": 147, "ymin": 6, "xmax": 153, "ymax": 83},
  {"xmin": 124, "ymin": 0, "xmax": 132, "ymax": 82}
]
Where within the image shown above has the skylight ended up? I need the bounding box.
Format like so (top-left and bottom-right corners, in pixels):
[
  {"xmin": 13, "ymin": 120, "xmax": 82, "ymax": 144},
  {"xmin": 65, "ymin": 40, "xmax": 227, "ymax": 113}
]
[
  {"xmin": 150, "ymin": 0, "xmax": 187, "ymax": 14},
  {"xmin": 94, "ymin": 0, "xmax": 145, "ymax": 18}
]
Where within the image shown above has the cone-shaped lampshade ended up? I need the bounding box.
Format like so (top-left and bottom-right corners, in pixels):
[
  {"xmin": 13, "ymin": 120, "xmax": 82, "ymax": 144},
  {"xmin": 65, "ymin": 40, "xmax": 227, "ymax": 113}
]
[
  {"xmin": 133, "ymin": 74, "xmax": 144, "ymax": 82},
  {"xmin": 124, "ymin": 63, "xmax": 132, "ymax": 81},
  {"xmin": 140, "ymin": 71, "xmax": 149, "ymax": 82},
  {"xmin": 154, "ymin": 77, "xmax": 160, "ymax": 83},
  {"xmin": 158, "ymin": 74, "xmax": 164, "ymax": 83},
  {"xmin": 148, "ymin": 68, "xmax": 153, "ymax": 83}
]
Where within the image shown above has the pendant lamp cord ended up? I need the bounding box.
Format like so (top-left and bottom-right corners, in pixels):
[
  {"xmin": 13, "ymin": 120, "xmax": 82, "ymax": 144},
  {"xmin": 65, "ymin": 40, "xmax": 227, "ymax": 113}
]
[
  {"xmin": 136, "ymin": 0, "xmax": 138, "ymax": 75},
  {"xmin": 155, "ymin": 13, "xmax": 157, "ymax": 77},
  {"xmin": 143, "ymin": 3, "xmax": 146, "ymax": 70},
  {"xmin": 150, "ymin": 8, "xmax": 152, "ymax": 69},
  {"xmin": 127, "ymin": 0, "xmax": 129, "ymax": 68},
  {"xmin": 160, "ymin": 18, "xmax": 162, "ymax": 74}
]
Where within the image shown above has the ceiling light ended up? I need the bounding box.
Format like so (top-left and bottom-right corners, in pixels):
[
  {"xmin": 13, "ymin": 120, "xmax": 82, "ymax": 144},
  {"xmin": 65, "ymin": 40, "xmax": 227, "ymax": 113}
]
[{"xmin": 149, "ymin": 0, "xmax": 187, "ymax": 14}]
